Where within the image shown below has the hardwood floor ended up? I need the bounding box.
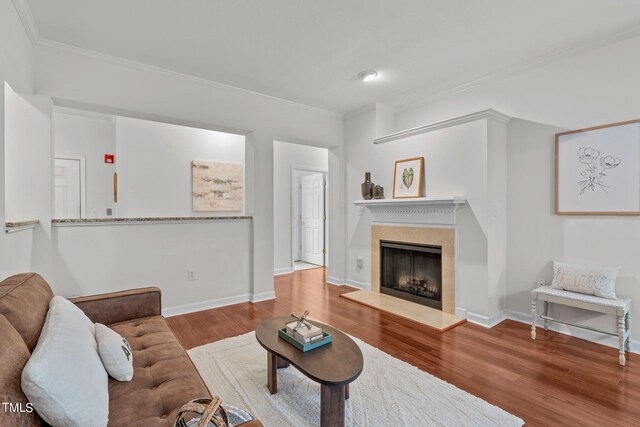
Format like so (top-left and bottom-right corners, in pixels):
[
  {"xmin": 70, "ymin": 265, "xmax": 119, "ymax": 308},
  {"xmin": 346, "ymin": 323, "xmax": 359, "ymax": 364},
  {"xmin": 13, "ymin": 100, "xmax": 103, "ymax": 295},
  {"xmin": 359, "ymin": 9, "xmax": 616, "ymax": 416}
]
[{"xmin": 167, "ymin": 268, "xmax": 639, "ymax": 426}]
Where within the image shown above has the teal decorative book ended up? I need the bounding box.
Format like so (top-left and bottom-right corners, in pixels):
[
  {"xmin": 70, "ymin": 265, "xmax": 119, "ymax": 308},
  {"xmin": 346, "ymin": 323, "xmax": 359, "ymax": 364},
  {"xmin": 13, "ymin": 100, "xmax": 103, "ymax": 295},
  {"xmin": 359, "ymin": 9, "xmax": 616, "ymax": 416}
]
[{"xmin": 278, "ymin": 328, "xmax": 332, "ymax": 352}]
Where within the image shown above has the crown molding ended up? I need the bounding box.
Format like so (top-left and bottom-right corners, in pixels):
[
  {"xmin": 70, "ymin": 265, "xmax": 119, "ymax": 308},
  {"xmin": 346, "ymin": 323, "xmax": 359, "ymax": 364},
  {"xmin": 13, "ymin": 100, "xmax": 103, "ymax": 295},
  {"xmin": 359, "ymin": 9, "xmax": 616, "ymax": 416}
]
[
  {"xmin": 375, "ymin": 102, "xmax": 396, "ymax": 114},
  {"xmin": 11, "ymin": 0, "xmax": 344, "ymax": 121},
  {"xmin": 345, "ymin": 102, "xmax": 397, "ymax": 120},
  {"xmin": 53, "ymin": 105, "xmax": 114, "ymax": 121},
  {"xmin": 13, "ymin": 0, "xmax": 640, "ymax": 121},
  {"xmin": 38, "ymin": 38, "xmax": 344, "ymax": 121},
  {"xmin": 392, "ymin": 23, "xmax": 640, "ymax": 114},
  {"xmin": 373, "ymin": 108, "xmax": 510, "ymax": 144},
  {"xmin": 345, "ymin": 103, "xmax": 377, "ymax": 120},
  {"xmin": 10, "ymin": 0, "xmax": 40, "ymax": 46}
]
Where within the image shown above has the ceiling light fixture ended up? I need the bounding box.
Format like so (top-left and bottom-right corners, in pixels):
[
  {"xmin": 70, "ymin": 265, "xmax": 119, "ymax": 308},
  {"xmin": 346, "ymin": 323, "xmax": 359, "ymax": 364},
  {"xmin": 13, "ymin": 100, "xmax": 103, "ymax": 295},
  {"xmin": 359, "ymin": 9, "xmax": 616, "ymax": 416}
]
[{"xmin": 357, "ymin": 70, "xmax": 378, "ymax": 82}]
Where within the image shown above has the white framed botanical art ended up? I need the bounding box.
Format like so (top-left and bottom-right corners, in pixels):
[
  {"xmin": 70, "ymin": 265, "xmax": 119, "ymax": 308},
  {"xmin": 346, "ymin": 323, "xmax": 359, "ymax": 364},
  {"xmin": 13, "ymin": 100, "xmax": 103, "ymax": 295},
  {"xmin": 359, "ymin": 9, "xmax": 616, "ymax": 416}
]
[{"xmin": 556, "ymin": 119, "xmax": 640, "ymax": 215}]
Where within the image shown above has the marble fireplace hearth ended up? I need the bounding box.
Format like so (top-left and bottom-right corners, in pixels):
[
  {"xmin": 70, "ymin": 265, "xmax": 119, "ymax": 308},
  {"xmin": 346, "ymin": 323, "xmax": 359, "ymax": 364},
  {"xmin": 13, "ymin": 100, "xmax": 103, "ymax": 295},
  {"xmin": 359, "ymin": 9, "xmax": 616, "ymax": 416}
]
[{"xmin": 341, "ymin": 197, "xmax": 467, "ymax": 332}]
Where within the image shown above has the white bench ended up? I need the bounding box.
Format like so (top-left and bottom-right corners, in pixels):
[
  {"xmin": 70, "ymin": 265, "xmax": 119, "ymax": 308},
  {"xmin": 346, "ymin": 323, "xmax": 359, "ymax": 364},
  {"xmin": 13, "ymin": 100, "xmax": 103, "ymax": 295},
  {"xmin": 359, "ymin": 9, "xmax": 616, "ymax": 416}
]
[{"xmin": 531, "ymin": 286, "xmax": 632, "ymax": 366}]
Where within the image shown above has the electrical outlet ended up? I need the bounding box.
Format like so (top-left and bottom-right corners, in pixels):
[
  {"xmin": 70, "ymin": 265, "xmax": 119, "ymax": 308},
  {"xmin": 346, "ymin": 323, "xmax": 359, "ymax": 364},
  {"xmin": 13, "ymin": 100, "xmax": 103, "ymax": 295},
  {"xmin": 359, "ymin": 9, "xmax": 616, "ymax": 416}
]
[
  {"xmin": 358, "ymin": 206, "xmax": 365, "ymax": 216},
  {"xmin": 536, "ymin": 278, "xmax": 546, "ymax": 287},
  {"xmin": 188, "ymin": 271, "xmax": 196, "ymax": 281},
  {"xmin": 356, "ymin": 256, "xmax": 363, "ymax": 269},
  {"xmin": 90, "ymin": 209, "xmax": 98, "ymax": 217}
]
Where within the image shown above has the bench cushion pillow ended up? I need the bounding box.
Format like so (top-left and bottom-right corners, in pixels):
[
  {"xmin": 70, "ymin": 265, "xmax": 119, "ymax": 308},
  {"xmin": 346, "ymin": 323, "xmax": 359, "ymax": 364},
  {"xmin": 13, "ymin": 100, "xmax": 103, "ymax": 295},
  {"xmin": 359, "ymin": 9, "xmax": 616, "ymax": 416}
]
[
  {"xmin": 551, "ymin": 261, "xmax": 619, "ymax": 299},
  {"xmin": 21, "ymin": 296, "xmax": 109, "ymax": 427},
  {"xmin": 96, "ymin": 323, "xmax": 134, "ymax": 381}
]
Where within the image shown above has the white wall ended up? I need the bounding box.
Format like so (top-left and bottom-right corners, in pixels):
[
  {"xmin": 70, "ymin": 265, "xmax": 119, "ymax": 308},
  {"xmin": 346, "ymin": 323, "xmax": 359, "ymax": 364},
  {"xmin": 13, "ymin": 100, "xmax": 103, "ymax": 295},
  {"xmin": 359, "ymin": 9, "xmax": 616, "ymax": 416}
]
[
  {"xmin": 384, "ymin": 33, "xmax": 640, "ymax": 342},
  {"xmin": 52, "ymin": 112, "xmax": 245, "ymax": 219},
  {"xmin": 116, "ymin": 116, "xmax": 245, "ymax": 218},
  {"xmin": 32, "ymin": 40, "xmax": 345, "ymax": 305},
  {"xmin": 273, "ymin": 141, "xmax": 328, "ymax": 273},
  {"xmin": 36, "ymin": 220, "xmax": 251, "ymax": 315},
  {"xmin": 5, "ymin": 82, "xmax": 51, "ymax": 222},
  {"xmin": 4, "ymin": 82, "xmax": 51, "ymax": 280},
  {"xmin": 395, "ymin": 34, "xmax": 640, "ymax": 131},
  {"xmin": 0, "ymin": 0, "xmax": 42, "ymax": 280},
  {"xmin": 344, "ymin": 107, "xmax": 508, "ymax": 320},
  {"xmin": 53, "ymin": 110, "xmax": 115, "ymax": 217},
  {"xmin": 0, "ymin": 0, "xmax": 35, "ymax": 93},
  {"xmin": 506, "ymin": 118, "xmax": 640, "ymax": 346}
]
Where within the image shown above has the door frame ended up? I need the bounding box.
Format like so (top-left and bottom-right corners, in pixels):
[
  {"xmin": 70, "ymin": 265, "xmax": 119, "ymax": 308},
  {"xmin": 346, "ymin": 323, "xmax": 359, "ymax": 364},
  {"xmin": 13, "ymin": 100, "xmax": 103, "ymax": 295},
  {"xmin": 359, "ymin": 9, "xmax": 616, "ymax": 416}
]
[
  {"xmin": 54, "ymin": 155, "xmax": 87, "ymax": 219},
  {"xmin": 291, "ymin": 166, "xmax": 328, "ymax": 271}
]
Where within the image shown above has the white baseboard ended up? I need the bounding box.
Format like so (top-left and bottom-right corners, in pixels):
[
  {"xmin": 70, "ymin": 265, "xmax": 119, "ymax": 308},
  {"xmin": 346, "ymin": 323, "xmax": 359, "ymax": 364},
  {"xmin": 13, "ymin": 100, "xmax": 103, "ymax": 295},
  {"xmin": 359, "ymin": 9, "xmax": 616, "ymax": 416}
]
[
  {"xmin": 273, "ymin": 267, "xmax": 293, "ymax": 276},
  {"xmin": 251, "ymin": 291, "xmax": 276, "ymax": 303},
  {"xmin": 503, "ymin": 309, "xmax": 640, "ymax": 355},
  {"xmin": 163, "ymin": 293, "xmax": 251, "ymax": 317},
  {"xmin": 345, "ymin": 279, "xmax": 371, "ymax": 290},
  {"xmin": 327, "ymin": 276, "xmax": 344, "ymax": 286},
  {"xmin": 464, "ymin": 309, "xmax": 506, "ymax": 328}
]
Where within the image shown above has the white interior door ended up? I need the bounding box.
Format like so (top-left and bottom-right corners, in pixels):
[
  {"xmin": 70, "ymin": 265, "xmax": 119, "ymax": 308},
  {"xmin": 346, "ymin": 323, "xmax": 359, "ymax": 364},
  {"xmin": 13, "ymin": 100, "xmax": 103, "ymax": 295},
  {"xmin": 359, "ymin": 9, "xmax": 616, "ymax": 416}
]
[
  {"xmin": 54, "ymin": 158, "xmax": 82, "ymax": 219},
  {"xmin": 300, "ymin": 173, "xmax": 325, "ymax": 266},
  {"xmin": 292, "ymin": 176, "xmax": 301, "ymax": 261}
]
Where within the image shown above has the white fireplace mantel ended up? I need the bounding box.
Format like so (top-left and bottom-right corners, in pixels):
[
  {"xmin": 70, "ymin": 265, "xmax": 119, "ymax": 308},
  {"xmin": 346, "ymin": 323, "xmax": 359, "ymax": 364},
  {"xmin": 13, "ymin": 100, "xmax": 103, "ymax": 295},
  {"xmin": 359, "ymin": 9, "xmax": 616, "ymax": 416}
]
[{"xmin": 354, "ymin": 196, "xmax": 466, "ymax": 226}]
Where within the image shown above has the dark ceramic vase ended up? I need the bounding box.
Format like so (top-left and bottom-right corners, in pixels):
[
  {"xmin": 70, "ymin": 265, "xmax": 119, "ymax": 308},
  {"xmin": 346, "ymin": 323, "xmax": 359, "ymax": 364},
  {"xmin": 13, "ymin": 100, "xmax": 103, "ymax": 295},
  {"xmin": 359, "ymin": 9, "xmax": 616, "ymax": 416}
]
[
  {"xmin": 361, "ymin": 172, "xmax": 374, "ymax": 200},
  {"xmin": 373, "ymin": 185, "xmax": 384, "ymax": 199}
]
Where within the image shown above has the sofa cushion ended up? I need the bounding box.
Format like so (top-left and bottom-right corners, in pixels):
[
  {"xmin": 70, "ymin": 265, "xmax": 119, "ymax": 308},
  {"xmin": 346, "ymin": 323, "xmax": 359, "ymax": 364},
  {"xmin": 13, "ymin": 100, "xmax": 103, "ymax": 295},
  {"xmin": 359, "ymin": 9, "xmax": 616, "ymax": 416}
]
[
  {"xmin": 107, "ymin": 316, "xmax": 210, "ymax": 427},
  {"xmin": 0, "ymin": 273, "xmax": 53, "ymax": 351},
  {"xmin": 96, "ymin": 323, "xmax": 134, "ymax": 382},
  {"xmin": 22, "ymin": 296, "xmax": 109, "ymax": 427},
  {"xmin": 0, "ymin": 315, "xmax": 42, "ymax": 426}
]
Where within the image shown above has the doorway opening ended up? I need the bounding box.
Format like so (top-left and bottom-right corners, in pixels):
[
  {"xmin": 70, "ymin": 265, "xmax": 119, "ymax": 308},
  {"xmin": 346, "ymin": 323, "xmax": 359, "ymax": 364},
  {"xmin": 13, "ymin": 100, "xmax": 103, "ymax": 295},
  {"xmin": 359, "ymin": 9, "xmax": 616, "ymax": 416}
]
[
  {"xmin": 293, "ymin": 169, "xmax": 327, "ymax": 270},
  {"xmin": 273, "ymin": 141, "xmax": 329, "ymax": 275}
]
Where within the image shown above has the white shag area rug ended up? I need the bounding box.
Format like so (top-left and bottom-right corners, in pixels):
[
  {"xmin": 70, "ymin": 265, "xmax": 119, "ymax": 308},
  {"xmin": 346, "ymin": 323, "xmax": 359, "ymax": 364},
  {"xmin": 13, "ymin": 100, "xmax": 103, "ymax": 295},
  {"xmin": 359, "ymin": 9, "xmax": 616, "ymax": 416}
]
[{"xmin": 188, "ymin": 332, "xmax": 523, "ymax": 427}]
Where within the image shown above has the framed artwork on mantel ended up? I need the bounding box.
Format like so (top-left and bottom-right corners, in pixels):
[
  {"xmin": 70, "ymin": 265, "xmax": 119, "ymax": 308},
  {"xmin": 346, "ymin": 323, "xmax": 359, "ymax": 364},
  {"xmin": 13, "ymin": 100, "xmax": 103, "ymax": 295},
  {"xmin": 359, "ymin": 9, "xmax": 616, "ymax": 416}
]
[
  {"xmin": 556, "ymin": 119, "xmax": 640, "ymax": 215},
  {"xmin": 393, "ymin": 157, "xmax": 424, "ymax": 199}
]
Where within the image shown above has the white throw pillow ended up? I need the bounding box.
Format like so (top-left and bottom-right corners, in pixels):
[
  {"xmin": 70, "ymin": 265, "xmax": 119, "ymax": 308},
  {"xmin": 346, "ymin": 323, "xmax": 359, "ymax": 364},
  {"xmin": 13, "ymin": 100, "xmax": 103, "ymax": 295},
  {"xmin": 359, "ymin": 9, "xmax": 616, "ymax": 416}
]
[
  {"xmin": 550, "ymin": 261, "xmax": 619, "ymax": 299},
  {"xmin": 21, "ymin": 296, "xmax": 109, "ymax": 427},
  {"xmin": 95, "ymin": 323, "xmax": 134, "ymax": 382}
]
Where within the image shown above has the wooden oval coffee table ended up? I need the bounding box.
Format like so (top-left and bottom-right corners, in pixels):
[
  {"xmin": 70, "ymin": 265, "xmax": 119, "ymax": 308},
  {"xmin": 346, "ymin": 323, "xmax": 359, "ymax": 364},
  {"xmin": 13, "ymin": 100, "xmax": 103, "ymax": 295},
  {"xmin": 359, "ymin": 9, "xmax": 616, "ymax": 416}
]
[{"xmin": 255, "ymin": 317, "xmax": 363, "ymax": 427}]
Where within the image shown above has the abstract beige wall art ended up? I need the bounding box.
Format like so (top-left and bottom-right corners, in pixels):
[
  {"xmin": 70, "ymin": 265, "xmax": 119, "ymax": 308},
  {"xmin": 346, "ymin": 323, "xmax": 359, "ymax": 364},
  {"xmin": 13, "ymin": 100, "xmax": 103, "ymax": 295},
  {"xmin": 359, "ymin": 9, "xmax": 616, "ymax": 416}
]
[{"xmin": 192, "ymin": 161, "xmax": 243, "ymax": 211}]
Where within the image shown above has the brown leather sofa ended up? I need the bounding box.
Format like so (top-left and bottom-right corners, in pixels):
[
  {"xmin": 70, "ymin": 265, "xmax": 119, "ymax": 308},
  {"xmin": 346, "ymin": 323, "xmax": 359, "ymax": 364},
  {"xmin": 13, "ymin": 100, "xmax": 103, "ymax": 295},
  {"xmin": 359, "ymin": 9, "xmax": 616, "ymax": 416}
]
[{"xmin": 0, "ymin": 273, "xmax": 262, "ymax": 427}]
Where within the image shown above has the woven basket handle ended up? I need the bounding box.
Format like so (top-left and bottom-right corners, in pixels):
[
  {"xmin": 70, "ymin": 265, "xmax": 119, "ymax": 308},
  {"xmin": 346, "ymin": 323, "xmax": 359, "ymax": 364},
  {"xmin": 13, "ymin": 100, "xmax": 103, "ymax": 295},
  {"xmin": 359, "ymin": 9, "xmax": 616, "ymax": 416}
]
[
  {"xmin": 177, "ymin": 402, "xmax": 208, "ymax": 416},
  {"xmin": 174, "ymin": 396, "xmax": 227, "ymax": 427},
  {"xmin": 197, "ymin": 396, "xmax": 223, "ymax": 427}
]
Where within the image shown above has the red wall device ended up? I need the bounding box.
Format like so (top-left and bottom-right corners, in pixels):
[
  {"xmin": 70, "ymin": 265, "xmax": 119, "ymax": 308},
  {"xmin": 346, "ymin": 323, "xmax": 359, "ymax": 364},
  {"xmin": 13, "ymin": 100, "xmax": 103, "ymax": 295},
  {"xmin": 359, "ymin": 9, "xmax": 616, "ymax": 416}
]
[{"xmin": 104, "ymin": 154, "xmax": 115, "ymax": 164}]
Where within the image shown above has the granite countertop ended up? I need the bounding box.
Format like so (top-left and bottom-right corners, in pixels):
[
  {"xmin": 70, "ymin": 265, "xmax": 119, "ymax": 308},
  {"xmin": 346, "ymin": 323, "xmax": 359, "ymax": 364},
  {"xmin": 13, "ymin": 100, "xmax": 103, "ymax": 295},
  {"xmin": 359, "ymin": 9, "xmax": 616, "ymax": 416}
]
[
  {"xmin": 52, "ymin": 216, "xmax": 252, "ymax": 224},
  {"xmin": 5, "ymin": 219, "xmax": 40, "ymax": 229}
]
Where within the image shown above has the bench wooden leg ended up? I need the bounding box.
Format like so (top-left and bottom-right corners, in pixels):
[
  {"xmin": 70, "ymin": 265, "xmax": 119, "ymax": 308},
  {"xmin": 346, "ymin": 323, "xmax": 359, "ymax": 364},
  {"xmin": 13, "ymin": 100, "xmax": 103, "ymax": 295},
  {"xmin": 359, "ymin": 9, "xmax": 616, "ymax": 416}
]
[
  {"xmin": 543, "ymin": 301, "xmax": 549, "ymax": 331},
  {"xmin": 531, "ymin": 299, "xmax": 537, "ymax": 340},
  {"xmin": 626, "ymin": 312, "xmax": 632, "ymax": 352},
  {"xmin": 618, "ymin": 315, "xmax": 626, "ymax": 366}
]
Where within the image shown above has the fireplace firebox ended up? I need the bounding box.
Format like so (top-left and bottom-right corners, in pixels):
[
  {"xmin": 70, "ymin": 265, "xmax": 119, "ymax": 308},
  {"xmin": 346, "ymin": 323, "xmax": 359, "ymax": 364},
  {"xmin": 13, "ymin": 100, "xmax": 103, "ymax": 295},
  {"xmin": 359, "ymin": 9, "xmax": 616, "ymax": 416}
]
[{"xmin": 380, "ymin": 240, "xmax": 442, "ymax": 310}]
